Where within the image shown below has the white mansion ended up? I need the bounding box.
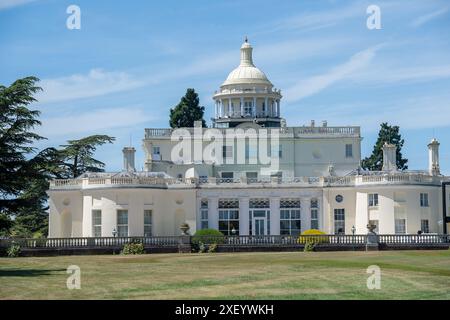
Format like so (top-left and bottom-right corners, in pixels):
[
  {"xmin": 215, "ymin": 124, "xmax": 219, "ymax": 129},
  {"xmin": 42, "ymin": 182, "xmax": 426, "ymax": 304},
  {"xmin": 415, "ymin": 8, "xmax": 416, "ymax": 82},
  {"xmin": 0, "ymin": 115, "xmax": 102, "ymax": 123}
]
[{"xmin": 48, "ymin": 39, "xmax": 450, "ymax": 238}]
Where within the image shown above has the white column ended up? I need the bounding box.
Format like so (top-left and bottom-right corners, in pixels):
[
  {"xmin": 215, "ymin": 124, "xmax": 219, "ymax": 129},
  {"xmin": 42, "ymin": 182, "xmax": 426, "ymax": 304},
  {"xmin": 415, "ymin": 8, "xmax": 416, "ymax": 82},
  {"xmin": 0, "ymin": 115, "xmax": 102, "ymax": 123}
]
[
  {"xmin": 253, "ymin": 97, "xmax": 257, "ymax": 117},
  {"xmin": 276, "ymin": 99, "xmax": 280, "ymax": 117},
  {"xmin": 270, "ymin": 197, "xmax": 280, "ymax": 235},
  {"xmin": 214, "ymin": 100, "xmax": 219, "ymax": 119},
  {"xmin": 228, "ymin": 98, "xmax": 232, "ymax": 117},
  {"xmin": 264, "ymin": 97, "xmax": 268, "ymax": 117},
  {"xmin": 239, "ymin": 198, "xmax": 249, "ymax": 235},
  {"xmin": 240, "ymin": 97, "xmax": 244, "ymax": 116},
  {"xmin": 209, "ymin": 197, "xmax": 219, "ymax": 230},
  {"xmin": 300, "ymin": 197, "xmax": 311, "ymax": 232},
  {"xmin": 219, "ymin": 99, "xmax": 223, "ymax": 117}
]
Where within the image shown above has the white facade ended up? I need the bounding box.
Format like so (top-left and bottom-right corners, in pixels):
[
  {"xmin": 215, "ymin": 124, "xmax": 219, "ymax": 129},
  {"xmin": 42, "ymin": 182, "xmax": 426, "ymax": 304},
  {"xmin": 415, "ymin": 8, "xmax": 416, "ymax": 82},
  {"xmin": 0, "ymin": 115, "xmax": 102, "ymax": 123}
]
[{"xmin": 48, "ymin": 39, "xmax": 450, "ymax": 238}]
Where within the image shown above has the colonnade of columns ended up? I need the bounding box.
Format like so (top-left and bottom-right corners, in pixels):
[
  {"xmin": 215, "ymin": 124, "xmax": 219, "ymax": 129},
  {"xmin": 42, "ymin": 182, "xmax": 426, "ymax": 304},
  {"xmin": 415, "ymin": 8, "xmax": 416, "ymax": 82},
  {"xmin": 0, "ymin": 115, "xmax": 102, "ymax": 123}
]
[{"xmin": 214, "ymin": 97, "xmax": 280, "ymax": 119}]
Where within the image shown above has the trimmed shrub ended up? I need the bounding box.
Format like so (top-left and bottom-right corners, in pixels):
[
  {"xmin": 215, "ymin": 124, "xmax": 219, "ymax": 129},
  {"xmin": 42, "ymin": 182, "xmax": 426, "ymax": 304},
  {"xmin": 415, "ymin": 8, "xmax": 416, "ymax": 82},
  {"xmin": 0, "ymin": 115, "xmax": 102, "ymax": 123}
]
[
  {"xmin": 298, "ymin": 229, "xmax": 328, "ymax": 244},
  {"xmin": 7, "ymin": 243, "xmax": 21, "ymax": 257},
  {"xmin": 121, "ymin": 242, "xmax": 145, "ymax": 255},
  {"xmin": 192, "ymin": 229, "xmax": 225, "ymax": 245},
  {"xmin": 192, "ymin": 229, "xmax": 224, "ymax": 253}
]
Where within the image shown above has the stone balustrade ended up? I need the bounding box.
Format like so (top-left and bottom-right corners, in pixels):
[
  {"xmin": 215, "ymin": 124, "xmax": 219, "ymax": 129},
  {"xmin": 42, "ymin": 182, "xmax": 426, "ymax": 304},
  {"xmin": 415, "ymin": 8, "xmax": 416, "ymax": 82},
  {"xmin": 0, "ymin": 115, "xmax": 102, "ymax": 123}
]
[
  {"xmin": 144, "ymin": 126, "xmax": 361, "ymax": 139},
  {"xmin": 49, "ymin": 172, "xmax": 444, "ymax": 190}
]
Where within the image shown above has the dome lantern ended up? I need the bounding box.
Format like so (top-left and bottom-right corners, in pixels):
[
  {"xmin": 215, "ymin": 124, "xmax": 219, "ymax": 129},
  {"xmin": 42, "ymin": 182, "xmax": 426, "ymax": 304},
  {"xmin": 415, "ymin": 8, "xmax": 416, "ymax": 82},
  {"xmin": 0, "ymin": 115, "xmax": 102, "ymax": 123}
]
[{"xmin": 212, "ymin": 38, "xmax": 283, "ymax": 128}]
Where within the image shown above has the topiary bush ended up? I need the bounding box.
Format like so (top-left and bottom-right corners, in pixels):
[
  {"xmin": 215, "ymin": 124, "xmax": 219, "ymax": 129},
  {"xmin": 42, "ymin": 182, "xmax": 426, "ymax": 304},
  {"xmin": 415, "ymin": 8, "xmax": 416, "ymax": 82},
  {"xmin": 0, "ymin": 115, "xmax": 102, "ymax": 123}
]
[
  {"xmin": 298, "ymin": 229, "xmax": 328, "ymax": 244},
  {"xmin": 121, "ymin": 242, "xmax": 145, "ymax": 255}
]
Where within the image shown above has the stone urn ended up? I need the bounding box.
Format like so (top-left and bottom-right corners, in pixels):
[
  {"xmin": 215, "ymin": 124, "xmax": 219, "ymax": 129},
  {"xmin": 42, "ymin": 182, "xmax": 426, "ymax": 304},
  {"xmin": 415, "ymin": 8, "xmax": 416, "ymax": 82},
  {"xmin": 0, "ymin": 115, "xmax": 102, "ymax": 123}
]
[
  {"xmin": 366, "ymin": 223, "xmax": 379, "ymax": 248},
  {"xmin": 180, "ymin": 223, "xmax": 190, "ymax": 235},
  {"xmin": 367, "ymin": 223, "xmax": 377, "ymax": 234}
]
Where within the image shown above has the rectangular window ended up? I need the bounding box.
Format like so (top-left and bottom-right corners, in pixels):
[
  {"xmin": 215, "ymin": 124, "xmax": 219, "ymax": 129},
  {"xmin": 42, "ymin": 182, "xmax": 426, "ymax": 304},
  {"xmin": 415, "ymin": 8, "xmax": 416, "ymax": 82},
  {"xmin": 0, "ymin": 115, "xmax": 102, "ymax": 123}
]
[
  {"xmin": 246, "ymin": 172, "xmax": 258, "ymax": 182},
  {"xmin": 244, "ymin": 101, "xmax": 252, "ymax": 115},
  {"xmin": 334, "ymin": 209, "xmax": 345, "ymax": 234},
  {"xmin": 117, "ymin": 210, "xmax": 128, "ymax": 237},
  {"xmin": 420, "ymin": 193, "xmax": 429, "ymax": 207},
  {"xmin": 144, "ymin": 210, "xmax": 152, "ymax": 237},
  {"xmin": 221, "ymin": 172, "xmax": 234, "ymax": 180},
  {"xmin": 345, "ymin": 144, "xmax": 353, "ymax": 158},
  {"xmin": 280, "ymin": 199, "xmax": 301, "ymax": 236},
  {"xmin": 421, "ymin": 219, "xmax": 429, "ymax": 233},
  {"xmin": 250, "ymin": 198, "xmax": 270, "ymax": 209},
  {"xmin": 218, "ymin": 199, "xmax": 239, "ymax": 235},
  {"xmin": 310, "ymin": 199, "xmax": 319, "ymax": 230},
  {"xmin": 152, "ymin": 146, "xmax": 161, "ymax": 160},
  {"xmin": 222, "ymin": 145, "xmax": 233, "ymax": 159},
  {"xmin": 368, "ymin": 193, "xmax": 379, "ymax": 207},
  {"xmin": 395, "ymin": 219, "xmax": 406, "ymax": 234},
  {"xmin": 200, "ymin": 199, "xmax": 209, "ymax": 230},
  {"xmin": 92, "ymin": 210, "xmax": 102, "ymax": 237}
]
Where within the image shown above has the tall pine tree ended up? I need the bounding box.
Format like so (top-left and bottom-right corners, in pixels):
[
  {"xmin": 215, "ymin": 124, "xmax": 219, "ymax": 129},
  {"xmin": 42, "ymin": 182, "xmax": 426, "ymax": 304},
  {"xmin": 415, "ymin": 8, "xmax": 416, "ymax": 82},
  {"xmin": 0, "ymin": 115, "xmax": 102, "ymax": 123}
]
[
  {"xmin": 0, "ymin": 76, "xmax": 59, "ymax": 236},
  {"xmin": 361, "ymin": 122, "xmax": 408, "ymax": 171},
  {"xmin": 169, "ymin": 88, "xmax": 206, "ymax": 128},
  {"xmin": 59, "ymin": 135, "xmax": 115, "ymax": 178}
]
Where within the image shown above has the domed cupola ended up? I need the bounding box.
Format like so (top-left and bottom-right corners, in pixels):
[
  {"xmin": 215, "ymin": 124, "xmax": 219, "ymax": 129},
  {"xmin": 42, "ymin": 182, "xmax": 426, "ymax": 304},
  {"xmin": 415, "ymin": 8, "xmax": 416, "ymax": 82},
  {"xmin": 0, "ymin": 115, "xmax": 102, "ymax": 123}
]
[
  {"xmin": 212, "ymin": 38, "xmax": 282, "ymax": 128},
  {"xmin": 222, "ymin": 38, "xmax": 272, "ymax": 87}
]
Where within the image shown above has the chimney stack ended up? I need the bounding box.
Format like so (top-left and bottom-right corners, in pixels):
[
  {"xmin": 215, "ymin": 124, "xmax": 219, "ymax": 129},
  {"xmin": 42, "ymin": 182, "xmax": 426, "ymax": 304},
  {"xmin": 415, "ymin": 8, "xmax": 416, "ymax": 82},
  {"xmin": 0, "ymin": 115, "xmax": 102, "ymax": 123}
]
[
  {"xmin": 382, "ymin": 142, "xmax": 397, "ymax": 171},
  {"xmin": 428, "ymin": 138, "xmax": 440, "ymax": 176},
  {"xmin": 122, "ymin": 147, "xmax": 136, "ymax": 172}
]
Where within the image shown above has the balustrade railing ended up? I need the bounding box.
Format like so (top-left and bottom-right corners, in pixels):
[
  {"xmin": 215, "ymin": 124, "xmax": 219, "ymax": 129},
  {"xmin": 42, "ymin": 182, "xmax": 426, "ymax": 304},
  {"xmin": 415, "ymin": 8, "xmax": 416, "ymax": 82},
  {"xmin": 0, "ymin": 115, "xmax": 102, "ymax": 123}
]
[
  {"xmin": 0, "ymin": 236, "xmax": 180, "ymax": 249},
  {"xmin": 50, "ymin": 171, "xmax": 442, "ymax": 190},
  {"xmin": 1, "ymin": 234, "xmax": 449, "ymax": 250},
  {"xmin": 378, "ymin": 234, "xmax": 450, "ymax": 244}
]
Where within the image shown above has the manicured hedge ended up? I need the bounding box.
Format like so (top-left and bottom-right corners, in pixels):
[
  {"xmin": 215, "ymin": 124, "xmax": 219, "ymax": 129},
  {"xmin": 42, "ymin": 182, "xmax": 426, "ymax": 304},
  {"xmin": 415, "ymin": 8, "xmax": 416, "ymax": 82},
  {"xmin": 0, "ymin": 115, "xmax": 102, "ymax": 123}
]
[
  {"xmin": 298, "ymin": 229, "xmax": 329, "ymax": 244},
  {"xmin": 192, "ymin": 229, "xmax": 225, "ymax": 245}
]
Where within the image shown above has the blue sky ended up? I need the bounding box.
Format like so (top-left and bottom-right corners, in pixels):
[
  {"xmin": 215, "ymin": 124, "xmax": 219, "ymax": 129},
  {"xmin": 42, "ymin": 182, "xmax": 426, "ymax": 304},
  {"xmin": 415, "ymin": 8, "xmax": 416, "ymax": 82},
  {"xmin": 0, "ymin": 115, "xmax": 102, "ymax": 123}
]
[{"xmin": 1, "ymin": 0, "xmax": 450, "ymax": 174}]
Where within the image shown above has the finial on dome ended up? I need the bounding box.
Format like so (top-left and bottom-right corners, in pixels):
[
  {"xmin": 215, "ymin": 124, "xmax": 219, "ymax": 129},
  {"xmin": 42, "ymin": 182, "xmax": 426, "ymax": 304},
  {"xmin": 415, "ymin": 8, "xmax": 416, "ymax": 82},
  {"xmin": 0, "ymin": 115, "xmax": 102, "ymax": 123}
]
[{"xmin": 240, "ymin": 37, "xmax": 253, "ymax": 66}]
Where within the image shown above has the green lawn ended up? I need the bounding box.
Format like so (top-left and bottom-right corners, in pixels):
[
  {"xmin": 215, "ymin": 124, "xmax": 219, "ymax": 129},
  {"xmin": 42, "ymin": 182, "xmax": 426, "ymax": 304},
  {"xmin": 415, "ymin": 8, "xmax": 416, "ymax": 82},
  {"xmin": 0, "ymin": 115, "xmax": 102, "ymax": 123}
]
[{"xmin": 1, "ymin": 250, "xmax": 450, "ymax": 299}]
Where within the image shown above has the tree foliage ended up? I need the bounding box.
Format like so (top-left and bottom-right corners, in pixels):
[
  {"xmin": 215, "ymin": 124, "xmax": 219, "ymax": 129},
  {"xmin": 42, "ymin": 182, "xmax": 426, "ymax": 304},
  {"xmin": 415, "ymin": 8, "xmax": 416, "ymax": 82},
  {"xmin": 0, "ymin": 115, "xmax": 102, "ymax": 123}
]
[
  {"xmin": 169, "ymin": 88, "xmax": 206, "ymax": 128},
  {"xmin": 59, "ymin": 135, "xmax": 115, "ymax": 178},
  {"xmin": 361, "ymin": 122, "xmax": 408, "ymax": 171},
  {"xmin": 0, "ymin": 77, "xmax": 115, "ymax": 236},
  {"xmin": 0, "ymin": 76, "xmax": 48, "ymax": 214}
]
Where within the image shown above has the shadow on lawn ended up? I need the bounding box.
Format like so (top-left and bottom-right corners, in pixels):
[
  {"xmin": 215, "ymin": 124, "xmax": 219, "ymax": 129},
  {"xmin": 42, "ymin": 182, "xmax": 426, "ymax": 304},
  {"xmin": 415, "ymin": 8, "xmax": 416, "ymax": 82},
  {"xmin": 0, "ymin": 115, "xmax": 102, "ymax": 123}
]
[{"xmin": 0, "ymin": 268, "xmax": 66, "ymax": 277}]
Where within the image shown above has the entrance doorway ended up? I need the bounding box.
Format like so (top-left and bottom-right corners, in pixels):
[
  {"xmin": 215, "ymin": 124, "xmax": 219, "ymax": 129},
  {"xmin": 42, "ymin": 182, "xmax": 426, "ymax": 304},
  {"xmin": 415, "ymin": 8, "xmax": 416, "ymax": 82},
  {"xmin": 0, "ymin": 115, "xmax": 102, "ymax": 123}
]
[{"xmin": 250, "ymin": 209, "xmax": 269, "ymax": 235}]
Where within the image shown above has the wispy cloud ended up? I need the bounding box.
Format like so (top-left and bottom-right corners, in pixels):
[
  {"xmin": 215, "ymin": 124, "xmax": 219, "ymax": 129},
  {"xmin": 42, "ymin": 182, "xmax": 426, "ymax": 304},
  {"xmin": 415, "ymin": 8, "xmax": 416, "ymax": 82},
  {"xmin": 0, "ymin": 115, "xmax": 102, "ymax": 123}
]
[
  {"xmin": 0, "ymin": 0, "xmax": 35, "ymax": 10},
  {"xmin": 351, "ymin": 64, "xmax": 450, "ymax": 85},
  {"xmin": 283, "ymin": 45, "xmax": 381, "ymax": 103},
  {"xmin": 36, "ymin": 69, "xmax": 145, "ymax": 104},
  {"xmin": 271, "ymin": 3, "xmax": 363, "ymax": 32},
  {"xmin": 38, "ymin": 106, "xmax": 152, "ymax": 137},
  {"xmin": 411, "ymin": 7, "xmax": 449, "ymax": 27}
]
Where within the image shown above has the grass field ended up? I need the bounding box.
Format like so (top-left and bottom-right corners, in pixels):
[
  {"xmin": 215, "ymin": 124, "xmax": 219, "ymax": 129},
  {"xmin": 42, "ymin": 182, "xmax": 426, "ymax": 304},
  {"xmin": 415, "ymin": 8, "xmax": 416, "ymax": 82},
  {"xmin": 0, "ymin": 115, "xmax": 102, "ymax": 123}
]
[{"xmin": 1, "ymin": 250, "xmax": 449, "ymax": 299}]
